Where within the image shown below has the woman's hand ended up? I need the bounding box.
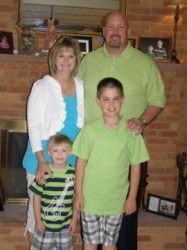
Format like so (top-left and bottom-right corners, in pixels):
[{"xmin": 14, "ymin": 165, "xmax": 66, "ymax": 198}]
[{"xmin": 35, "ymin": 162, "xmax": 52, "ymax": 184}]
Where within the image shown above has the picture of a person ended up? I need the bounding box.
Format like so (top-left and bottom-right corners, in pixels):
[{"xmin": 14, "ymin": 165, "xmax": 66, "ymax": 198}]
[
  {"xmin": 0, "ymin": 36, "xmax": 9, "ymax": 49},
  {"xmin": 146, "ymin": 45, "xmax": 155, "ymax": 58},
  {"xmin": 154, "ymin": 39, "xmax": 167, "ymax": 60}
]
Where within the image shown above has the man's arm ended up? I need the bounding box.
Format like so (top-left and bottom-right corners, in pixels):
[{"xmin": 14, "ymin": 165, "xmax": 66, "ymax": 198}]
[
  {"xmin": 127, "ymin": 106, "xmax": 164, "ymax": 134},
  {"xmin": 139, "ymin": 105, "xmax": 164, "ymax": 124},
  {"xmin": 74, "ymin": 157, "xmax": 87, "ymax": 212},
  {"xmin": 124, "ymin": 164, "xmax": 140, "ymax": 215}
]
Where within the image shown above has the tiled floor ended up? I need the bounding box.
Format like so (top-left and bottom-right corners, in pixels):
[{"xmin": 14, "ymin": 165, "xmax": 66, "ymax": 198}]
[
  {"xmin": 1, "ymin": 204, "xmax": 187, "ymax": 250},
  {"xmin": 0, "ymin": 204, "xmax": 27, "ymax": 222}
]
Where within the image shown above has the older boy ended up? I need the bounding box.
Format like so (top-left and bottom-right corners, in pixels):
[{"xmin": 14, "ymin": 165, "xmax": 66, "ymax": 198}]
[{"xmin": 73, "ymin": 77, "xmax": 150, "ymax": 250}]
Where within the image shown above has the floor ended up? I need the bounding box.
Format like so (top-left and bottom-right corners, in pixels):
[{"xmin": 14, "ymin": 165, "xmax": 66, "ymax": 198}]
[
  {"xmin": 0, "ymin": 204, "xmax": 187, "ymax": 250},
  {"xmin": 0, "ymin": 204, "xmax": 27, "ymax": 222}
]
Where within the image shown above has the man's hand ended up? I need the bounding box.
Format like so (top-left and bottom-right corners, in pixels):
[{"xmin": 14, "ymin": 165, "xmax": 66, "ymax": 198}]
[
  {"xmin": 35, "ymin": 162, "xmax": 52, "ymax": 185},
  {"xmin": 126, "ymin": 118, "xmax": 146, "ymax": 134}
]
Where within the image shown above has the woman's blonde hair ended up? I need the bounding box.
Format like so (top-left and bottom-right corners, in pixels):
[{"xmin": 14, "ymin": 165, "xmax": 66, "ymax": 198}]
[{"xmin": 48, "ymin": 35, "xmax": 81, "ymax": 76}]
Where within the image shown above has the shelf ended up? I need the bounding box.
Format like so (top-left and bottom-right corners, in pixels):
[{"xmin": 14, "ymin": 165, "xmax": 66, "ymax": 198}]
[{"xmin": 0, "ymin": 54, "xmax": 47, "ymax": 63}]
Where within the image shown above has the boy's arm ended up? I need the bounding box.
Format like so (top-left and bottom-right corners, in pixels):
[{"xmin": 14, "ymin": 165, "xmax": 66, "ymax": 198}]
[
  {"xmin": 69, "ymin": 208, "xmax": 79, "ymax": 233},
  {"xmin": 124, "ymin": 164, "xmax": 140, "ymax": 215},
  {"xmin": 74, "ymin": 157, "xmax": 87, "ymax": 212},
  {"xmin": 33, "ymin": 194, "xmax": 45, "ymax": 232}
]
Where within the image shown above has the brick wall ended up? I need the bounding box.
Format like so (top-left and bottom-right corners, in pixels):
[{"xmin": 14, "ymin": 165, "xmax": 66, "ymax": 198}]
[
  {"xmin": 144, "ymin": 63, "xmax": 187, "ymax": 198},
  {"xmin": 0, "ymin": 0, "xmax": 187, "ymax": 249},
  {"xmin": 0, "ymin": 55, "xmax": 48, "ymax": 118},
  {"xmin": 0, "ymin": 52, "xmax": 186, "ymax": 203},
  {"xmin": 0, "ymin": 0, "xmax": 186, "ymax": 211},
  {"xmin": 0, "ymin": 0, "xmax": 187, "ymax": 61},
  {"xmin": 0, "ymin": 0, "xmax": 19, "ymax": 48},
  {"xmin": 127, "ymin": 0, "xmax": 187, "ymax": 62}
]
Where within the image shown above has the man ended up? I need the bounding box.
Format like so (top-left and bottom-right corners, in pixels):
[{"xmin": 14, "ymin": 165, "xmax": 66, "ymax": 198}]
[{"xmin": 78, "ymin": 11, "xmax": 165, "ymax": 250}]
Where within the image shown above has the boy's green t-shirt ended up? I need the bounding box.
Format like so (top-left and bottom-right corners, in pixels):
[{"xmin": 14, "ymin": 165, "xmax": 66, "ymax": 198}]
[{"xmin": 73, "ymin": 117, "xmax": 150, "ymax": 216}]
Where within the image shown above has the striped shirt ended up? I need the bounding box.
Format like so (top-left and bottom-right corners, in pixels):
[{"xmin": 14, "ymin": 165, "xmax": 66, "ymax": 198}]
[{"xmin": 29, "ymin": 164, "xmax": 75, "ymax": 232}]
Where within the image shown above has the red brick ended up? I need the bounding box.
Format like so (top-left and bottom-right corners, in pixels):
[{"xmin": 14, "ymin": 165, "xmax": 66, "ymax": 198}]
[
  {"xmin": 138, "ymin": 235, "xmax": 151, "ymax": 241},
  {"xmin": 0, "ymin": 4, "xmax": 186, "ymax": 250},
  {"xmin": 164, "ymin": 243, "xmax": 185, "ymax": 249}
]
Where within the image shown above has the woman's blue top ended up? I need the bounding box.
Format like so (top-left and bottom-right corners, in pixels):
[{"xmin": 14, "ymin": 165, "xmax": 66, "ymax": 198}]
[{"xmin": 22, "ymin": 92, "xmax": 80, "ymax": 175}]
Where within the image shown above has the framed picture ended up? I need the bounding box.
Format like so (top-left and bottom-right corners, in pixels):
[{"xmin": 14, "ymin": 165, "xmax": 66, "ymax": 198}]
[
  {"xmin": 146, "ymin": 193, "xmax": 179, "ymax": 219},
  {"xmin": 18, "ymin": 29, "xmax": 37, "ymax": 55},
  {"xmin": 74, "ymin": 36, "xmax": 92, "ymax": 55},
  {"xmin": 0, "ymin": 31, "xmax": 13, "ymax": 54},
  {"xmin": 138, "ymin": 36, "xmax": 172, "ymax": 62},
  {"xmin": 128, "ymin": 38, "xmax": 137, "ymax": 48}
]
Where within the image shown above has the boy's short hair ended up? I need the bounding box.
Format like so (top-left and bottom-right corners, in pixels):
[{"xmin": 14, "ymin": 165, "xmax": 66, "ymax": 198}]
[
  {"xmin": 47, "ymin": 134, "xmax": 72, "ymax": 151},
  {"xmin": 97, "ymin": 77, "xmax": 124, "ymax": 98}
]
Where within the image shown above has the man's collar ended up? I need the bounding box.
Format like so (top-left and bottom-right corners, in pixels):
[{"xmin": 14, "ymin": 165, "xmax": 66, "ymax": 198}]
[{"xmin": 103, "ymin": 41, "xmax": 132, "ymax": 59}]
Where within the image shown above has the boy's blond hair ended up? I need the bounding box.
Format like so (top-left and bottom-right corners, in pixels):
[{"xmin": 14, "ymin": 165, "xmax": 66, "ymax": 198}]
[{"xmin": 47, "ymin": 134, "xmax": 72, "ymax": 151}]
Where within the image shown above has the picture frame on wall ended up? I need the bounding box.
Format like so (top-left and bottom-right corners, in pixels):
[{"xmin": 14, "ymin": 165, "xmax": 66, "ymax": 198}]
[
  {"xmin": 146, "ymin": 193, "xmax": 179, "ymax": 219},
  {"xmin": 74, "ymin": 36, "xmax": 92, "ymax": 56},
  {"xmin": 0, "ymin": 31, "xmax": 13, "ymax": 54},
  {"xmin": 138, "ymin": 36, "xmax": 172, "ymax": 62},
  {"xmin": 18, "ymin": 29, "xmax": 37, "ymax": 55}
]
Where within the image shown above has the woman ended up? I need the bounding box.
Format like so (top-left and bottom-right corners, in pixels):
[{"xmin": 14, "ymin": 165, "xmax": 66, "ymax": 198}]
[{"xmin": 22, "ymin": 35, "xmax": 84, "ymax": 245}]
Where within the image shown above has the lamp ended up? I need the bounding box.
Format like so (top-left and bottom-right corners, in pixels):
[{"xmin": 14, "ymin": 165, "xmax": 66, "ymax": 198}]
[{"xmin": 165, "ymin": 0, "xmax": 187, "ymax": 63}]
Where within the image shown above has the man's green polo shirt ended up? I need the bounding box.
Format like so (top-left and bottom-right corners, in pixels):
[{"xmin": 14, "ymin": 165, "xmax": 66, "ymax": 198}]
[{"xmin": 79, "ymin": 43, "xmax": 165, "ymax": 122}]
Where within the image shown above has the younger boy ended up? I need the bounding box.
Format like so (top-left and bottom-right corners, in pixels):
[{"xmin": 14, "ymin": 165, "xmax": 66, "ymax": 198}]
[
  {"xmin": 29, "ymin": 134, "xmax": 78, "ymax": 250},
  {"xmin": 73, "ymin": 77, "xmax": 150, "ymax": 250}
]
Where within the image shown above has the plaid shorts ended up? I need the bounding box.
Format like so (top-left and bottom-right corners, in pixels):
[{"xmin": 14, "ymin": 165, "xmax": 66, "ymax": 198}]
[
  {"xmin": 81, "ymin": 212, "xmax": 123, "ymax": 246},
  {"xmin": 30, "ymin": 228, "xmax": 73, "ymax": 250}
]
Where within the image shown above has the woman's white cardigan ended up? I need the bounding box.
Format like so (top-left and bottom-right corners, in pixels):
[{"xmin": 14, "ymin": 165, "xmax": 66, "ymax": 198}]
[{"xmin": 27, "ymin": 75, "xmax": 84, "ymax": 153}]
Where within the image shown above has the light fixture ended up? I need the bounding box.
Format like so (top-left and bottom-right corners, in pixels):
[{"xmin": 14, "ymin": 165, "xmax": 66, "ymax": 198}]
[{"xmin": 165, "ymin": 0, "xmax": 187, "ymax": 63}]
